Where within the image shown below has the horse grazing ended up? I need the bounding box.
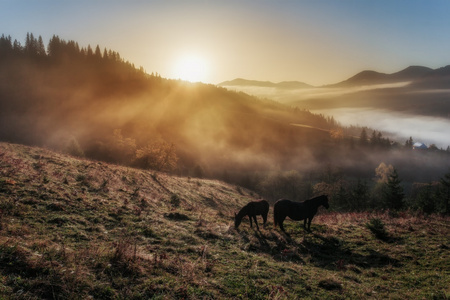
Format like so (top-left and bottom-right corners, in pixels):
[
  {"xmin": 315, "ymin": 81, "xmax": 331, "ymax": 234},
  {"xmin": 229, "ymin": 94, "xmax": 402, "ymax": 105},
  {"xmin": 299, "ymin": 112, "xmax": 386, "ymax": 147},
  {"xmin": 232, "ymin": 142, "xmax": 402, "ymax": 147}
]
[
  {"xmin": 234, "ymin": 199, "xmax": 269, "ymax": 230},
  {"xmin": 273, "ymin": 195, "xmax": 329, "ymax": 232}
]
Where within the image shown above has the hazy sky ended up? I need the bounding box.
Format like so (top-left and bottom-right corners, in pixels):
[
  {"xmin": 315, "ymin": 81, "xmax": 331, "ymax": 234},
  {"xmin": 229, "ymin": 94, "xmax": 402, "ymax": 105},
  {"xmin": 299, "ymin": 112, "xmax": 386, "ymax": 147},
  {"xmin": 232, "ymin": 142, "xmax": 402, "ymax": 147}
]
[{"xmin": 1, "ymin": 0, "xmax": 450, "ymax": 85}]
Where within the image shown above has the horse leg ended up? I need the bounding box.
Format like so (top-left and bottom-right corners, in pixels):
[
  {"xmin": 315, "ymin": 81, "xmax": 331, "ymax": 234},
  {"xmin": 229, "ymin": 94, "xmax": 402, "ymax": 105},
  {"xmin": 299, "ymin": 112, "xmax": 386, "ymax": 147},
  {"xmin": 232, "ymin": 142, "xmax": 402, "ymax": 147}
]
[
  {"xmin": 279, "ymin": 216, "xmax": 286, "ymax": 232},
  {"xmin": 262, "ymin": 213, "xmax": 267, "ymax": 227},
  {"xmin": 303, "ymin": 219, "xmax": 308, "ymax": 231},
  {"xmin": 307, "ymin": 217, "xmax": 313, "ymax": 232},
  {"xmin": 249, "ymin": 215, "xmax": 253, "ymax": 228},
  {"xmin": 254, "ymin": 216, "xmax": 259, "ymax": 231}
]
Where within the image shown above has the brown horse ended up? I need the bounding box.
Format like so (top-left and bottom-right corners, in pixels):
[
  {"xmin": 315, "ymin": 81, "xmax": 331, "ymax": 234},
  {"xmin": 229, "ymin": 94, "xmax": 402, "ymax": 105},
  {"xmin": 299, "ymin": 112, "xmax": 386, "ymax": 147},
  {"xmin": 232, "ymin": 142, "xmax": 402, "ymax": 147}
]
[
  {"xmin": 273, "ymin": 195, "xmax": 329, "ymax": 232},
  {"xmin": 234, "ymin": 199, "xmax": 269, "ymax": 230}
]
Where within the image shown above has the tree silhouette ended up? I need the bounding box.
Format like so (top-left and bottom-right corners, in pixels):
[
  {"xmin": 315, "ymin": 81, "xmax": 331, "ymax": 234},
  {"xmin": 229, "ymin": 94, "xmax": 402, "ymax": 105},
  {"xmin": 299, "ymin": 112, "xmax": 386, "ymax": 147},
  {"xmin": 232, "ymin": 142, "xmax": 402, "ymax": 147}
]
[
  {"xmin": 94, "ymin": 45, "xmax": 102, "ymax": 58},
  {"xmin": 37, "ymin": 35, "xmax": 46, "ymax": 56},
  {"xmin": 405, "ymin": 136, "xmax": 414, "ymax": 148},
  {"xmin": 359, "ymin": 128, "xmax": 368, "ymax": 146},
  {"xmin": 383, "ymin": 168, "xmax": 404, "ymax": 210},
  {"xmin": 441, "ymin": 172, "xmax": 450, "ymax": 214}
]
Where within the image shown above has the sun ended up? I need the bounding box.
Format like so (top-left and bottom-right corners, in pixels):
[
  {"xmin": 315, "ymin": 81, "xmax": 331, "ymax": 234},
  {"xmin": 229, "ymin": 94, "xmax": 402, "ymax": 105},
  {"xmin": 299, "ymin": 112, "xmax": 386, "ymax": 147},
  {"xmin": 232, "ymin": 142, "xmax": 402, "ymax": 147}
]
[{"xmin": 172, "ymin": 54, "xmax": 209, "ymax": 83}]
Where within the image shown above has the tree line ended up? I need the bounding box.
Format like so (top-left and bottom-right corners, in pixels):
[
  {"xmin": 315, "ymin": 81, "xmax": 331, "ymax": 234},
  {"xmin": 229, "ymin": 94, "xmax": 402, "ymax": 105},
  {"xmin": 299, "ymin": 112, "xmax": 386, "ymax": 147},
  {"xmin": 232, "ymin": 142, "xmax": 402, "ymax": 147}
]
[
  {"xmin": 2, "ymin": 33, "xmax": 128, "ymax": 66},
  {"xmin": 253, "ymin": 166, "xmax": 450, "ymax": 215}
]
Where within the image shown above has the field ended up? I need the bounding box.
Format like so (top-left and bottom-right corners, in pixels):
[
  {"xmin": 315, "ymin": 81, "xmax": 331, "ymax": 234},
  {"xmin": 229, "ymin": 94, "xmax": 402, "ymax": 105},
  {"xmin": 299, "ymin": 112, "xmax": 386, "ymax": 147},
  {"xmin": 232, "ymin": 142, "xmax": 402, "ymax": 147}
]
[{"xmin": 0, "ymin": 142, "xmax": 449, "ymax": 299}]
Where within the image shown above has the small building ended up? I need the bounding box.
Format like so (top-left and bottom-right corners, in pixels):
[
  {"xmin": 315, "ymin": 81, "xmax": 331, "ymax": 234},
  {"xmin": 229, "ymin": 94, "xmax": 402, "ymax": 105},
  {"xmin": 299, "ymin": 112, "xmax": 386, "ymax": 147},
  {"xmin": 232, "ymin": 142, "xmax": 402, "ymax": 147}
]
[{"xmin": 413, "ymin": 142, "xmax": 428, "ymax": 150}]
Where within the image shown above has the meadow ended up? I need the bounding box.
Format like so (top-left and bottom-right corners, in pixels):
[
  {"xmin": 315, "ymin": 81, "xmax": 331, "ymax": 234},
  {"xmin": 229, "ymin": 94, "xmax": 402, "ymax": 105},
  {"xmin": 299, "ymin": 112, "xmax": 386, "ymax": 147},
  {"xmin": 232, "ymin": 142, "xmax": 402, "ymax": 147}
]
[{"xmin": 1, "ymin": 142, "xmax": 448, "ymax": 299}]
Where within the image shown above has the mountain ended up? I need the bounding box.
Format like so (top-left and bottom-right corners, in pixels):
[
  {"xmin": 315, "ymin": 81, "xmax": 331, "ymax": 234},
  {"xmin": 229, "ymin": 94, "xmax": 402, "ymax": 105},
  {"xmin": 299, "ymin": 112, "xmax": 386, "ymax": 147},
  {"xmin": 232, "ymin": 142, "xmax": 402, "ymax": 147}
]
[
  {"xmin": 331, "ymin": 66, "xmax": 434, "ymax": 87},
  {"xmin": 390, "ymin": 65, "xmax": 433, "ymax": 80},
  {"xmin": 219, "ymin": 78, "xmax": 313, "ymax": 89},
  {"xmin": 219, "ymin": 65, "xmax": 450, "ymax": 89}
]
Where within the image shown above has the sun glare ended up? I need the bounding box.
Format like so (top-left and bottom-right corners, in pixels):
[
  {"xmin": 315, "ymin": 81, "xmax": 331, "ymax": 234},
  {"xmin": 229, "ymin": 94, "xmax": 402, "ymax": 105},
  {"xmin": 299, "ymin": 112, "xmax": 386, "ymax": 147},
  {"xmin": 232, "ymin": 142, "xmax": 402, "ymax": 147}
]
[{"xmin": 172, "ymin": 54, "xmax": 209, "ymax": 83}]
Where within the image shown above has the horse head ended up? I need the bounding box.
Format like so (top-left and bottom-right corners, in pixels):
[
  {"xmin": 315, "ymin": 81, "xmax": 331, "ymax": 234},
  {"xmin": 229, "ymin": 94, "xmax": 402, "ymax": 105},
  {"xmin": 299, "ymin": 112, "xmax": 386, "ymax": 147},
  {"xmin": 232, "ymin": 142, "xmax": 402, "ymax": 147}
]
[{"xmin": 234, "ymin": 212, "xmax": 241, "ymax": 229}]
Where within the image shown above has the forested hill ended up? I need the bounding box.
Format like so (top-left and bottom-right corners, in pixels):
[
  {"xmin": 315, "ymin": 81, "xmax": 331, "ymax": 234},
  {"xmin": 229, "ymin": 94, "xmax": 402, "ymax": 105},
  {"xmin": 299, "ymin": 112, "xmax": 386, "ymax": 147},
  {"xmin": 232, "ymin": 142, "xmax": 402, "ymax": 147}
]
[
  {"xmin": 0, "ymin": 33, "xmax": 337, "ymax": 179},
  {"xmin": 2, "ymin": 33, "xmax": 450, "ymax": 203}
]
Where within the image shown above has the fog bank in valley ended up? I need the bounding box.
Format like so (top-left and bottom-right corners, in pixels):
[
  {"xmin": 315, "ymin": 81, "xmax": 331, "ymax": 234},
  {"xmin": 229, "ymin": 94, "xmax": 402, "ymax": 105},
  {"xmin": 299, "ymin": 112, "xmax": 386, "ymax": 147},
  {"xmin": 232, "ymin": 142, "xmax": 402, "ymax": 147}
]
[{"xmin": 314, "ymin": 108, "xmax": 450, "ymax": 149}]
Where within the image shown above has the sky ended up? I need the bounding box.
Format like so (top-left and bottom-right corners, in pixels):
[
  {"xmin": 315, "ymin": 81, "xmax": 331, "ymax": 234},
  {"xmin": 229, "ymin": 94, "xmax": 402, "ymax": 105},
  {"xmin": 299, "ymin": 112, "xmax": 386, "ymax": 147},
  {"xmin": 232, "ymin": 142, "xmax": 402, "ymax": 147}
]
[{"xmin": 1, "ymin": 0, "xmax": 450, "ymax": 86}]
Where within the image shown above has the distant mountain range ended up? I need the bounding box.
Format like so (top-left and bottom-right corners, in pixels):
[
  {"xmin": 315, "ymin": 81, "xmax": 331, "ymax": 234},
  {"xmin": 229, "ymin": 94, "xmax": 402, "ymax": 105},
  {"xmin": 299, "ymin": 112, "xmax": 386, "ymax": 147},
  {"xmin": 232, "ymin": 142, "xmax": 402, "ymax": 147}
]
[
  {"xmin": 218, "ymin": 78, "xmax": 313, "ymax": 89},
  {"xmin": 219, "ymin": 65, "xmax": 450, "ymax": 89}
]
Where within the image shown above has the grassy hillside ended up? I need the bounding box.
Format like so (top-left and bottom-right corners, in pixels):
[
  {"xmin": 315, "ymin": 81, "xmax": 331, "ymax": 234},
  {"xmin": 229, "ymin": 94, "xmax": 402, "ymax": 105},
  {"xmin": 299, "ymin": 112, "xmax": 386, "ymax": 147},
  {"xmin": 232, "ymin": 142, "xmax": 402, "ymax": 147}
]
[{"xmin": 1, "ymin": 142, "xmax": 449, "ymax": 299}]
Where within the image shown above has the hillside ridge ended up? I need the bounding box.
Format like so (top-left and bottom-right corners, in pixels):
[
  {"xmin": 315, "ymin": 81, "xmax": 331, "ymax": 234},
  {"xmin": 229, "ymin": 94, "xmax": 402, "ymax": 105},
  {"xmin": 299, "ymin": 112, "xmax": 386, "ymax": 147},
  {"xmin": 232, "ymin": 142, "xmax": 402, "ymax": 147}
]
[
  {"xmin": 218, "ymin": 78, "xmax": 313, "ymax": 89},
  {"xmin": 220, "ymin": 65, "xmax": 450, "ymax": 88}
]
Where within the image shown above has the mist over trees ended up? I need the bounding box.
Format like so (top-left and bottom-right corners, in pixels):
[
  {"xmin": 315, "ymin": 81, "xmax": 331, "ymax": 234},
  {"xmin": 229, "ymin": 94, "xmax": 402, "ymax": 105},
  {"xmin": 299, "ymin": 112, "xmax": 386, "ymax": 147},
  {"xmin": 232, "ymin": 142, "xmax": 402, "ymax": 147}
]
[{"xmin": 1, "ymin": 33, "xmax": 449, "ymax": 214}]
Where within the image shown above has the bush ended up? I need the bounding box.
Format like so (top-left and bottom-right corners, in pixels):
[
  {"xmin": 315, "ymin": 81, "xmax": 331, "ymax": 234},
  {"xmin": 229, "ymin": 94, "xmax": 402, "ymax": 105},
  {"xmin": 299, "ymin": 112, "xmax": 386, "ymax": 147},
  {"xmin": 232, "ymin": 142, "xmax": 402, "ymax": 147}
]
[
  {"xmin": 170, "ymin": 194, "xmax": 181, "ymax": 207},
  {"xmin": 366, "ymin": 218, "xmax": 388, "ymax": 240}
]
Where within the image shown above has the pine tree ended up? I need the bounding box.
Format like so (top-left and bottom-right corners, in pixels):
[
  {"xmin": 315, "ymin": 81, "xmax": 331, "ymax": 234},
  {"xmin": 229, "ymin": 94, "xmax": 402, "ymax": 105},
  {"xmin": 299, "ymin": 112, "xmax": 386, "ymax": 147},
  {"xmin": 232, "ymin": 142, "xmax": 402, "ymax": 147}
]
[
  {"xmin": 359, "ymin": 128, "xmax": 368, "ymax": 146},
  {"xmin": 405, "ymin": 136, "xmax": 413, "ymax": 148},
  {"xmin": 0, "ymin": 34, "xmax": 13, "ymax": 55},
  {"xmin": 351, "ymin": 179, "xmax": 369, "ymax": 210},
  {"xmin": 37, "ymin": 35, "xmax": 46, "ymax": 56},
  {"xmin": 87, "ymin": 45, "xmax": 93, "ymax": 57},
  {"xmin": 13, "ymin": 39, "xmax": 22, "ymax": 52},
  {"xmin": 370, "ymin": 130, "xmax": 378, "ymax": 146},
  {"xmin": 25, "ymin": 32, "xmax": 37, "ymax": 55},
  {"xmin": 47, "ymin": 35, "xmax": 62, "ymax": 57},
  {"xmin": 383, "ymin": 168, "xmax": 404, "ymax": 210},
  {"xmin": 440, "ymin": 172, "xmax": 450, "ymax": 214},
  {"xmin": 94, "ymin": 45, "xmax": 102, "ymax": 58}
]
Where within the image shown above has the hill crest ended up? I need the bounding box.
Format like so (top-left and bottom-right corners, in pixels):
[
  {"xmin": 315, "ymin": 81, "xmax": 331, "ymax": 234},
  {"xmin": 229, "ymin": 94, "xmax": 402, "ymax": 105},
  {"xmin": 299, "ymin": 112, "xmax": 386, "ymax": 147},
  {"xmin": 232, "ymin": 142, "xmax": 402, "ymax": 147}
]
[
  {"xmin": 220, "ymin": 65, "xmax": 450, "ymax": 89},
  {"xmin": 219, "ymin": 78, "xmax": 313, "ymax": 89}
]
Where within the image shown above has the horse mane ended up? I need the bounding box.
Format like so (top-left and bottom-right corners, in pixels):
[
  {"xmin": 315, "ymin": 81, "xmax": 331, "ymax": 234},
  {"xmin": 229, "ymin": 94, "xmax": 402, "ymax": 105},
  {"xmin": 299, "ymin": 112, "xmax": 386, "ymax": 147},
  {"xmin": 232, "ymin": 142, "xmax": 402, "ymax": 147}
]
[
  {"xmin": 236, "ymin": 204, "xmax": 249, "ymax": 219},
  {"xmin": 304, "ymin": 195, "xmax": 327, "ymax": 205}
]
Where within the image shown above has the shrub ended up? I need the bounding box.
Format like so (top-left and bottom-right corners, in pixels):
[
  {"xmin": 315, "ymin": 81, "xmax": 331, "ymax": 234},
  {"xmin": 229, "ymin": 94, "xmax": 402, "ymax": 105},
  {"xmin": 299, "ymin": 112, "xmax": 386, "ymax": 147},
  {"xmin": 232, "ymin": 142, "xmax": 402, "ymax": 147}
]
[
  {"xmin": 366, "ymin": 218, "xmax": 388, "ymax": 240},
  {"xmin": 170, "ymin": 194, "xmax": 181, "ymax": 207}
]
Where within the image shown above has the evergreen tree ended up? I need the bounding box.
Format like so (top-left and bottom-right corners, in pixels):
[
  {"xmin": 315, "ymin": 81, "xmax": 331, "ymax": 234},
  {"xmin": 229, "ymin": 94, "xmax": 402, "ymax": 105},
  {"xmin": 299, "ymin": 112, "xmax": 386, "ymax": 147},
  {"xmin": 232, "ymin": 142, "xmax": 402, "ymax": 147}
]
[
  {"xmin": 94, "ymin": 45, "xmax": 102, "ymax": 58},
  {"xmin": 47, "ymin": 35, "xmax": 62, "ymax": 57},
  {"xmin": 415, "ymin": 183, "xmax": 436, "ymax": 214},
  {"xmin": 351, "ymin": 179, "xmax": 369, "ymax": 210},
  {"xmin": 87, "ymin": 45, "xmax": 93, "ymax": 56},
  {"xmin": 37, "ymin": 35, "xmax": 46, "ymax": 56},
  {"xmin": 383, "ymin": 168, "xmax": 404, "ymax": 210},
  {"xmin": 359, "ymin": 128, "xmax": 368, "ymax": 146},
  {"xmin": 25, "ymin": 32, "xmax": 37, "ymax": 55},
  {"xmin": 13, "ymin": 39, "xmax": 22, "ymax": 52},
  {"xmin": 440, "ymin": 172, "xmax": 450, "ymax": 214},
  {"xmin": 0, "ymin": 34, "xmax": 13, "ymax": 55},
  {"xmin": 370, "ymin": 130, "xmax": 378, "ymax": 146},
  {"xmin": 405, "ymin": 136, "xmax": 414, "ymax": 148}
]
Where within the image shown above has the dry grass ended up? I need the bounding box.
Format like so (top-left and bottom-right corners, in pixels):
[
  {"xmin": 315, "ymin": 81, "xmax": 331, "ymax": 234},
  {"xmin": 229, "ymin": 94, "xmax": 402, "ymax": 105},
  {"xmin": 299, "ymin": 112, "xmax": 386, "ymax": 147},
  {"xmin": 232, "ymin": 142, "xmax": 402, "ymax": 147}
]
[{"xmin": 1, "ymin": 142, "xmax": 449, "ymax": 299}]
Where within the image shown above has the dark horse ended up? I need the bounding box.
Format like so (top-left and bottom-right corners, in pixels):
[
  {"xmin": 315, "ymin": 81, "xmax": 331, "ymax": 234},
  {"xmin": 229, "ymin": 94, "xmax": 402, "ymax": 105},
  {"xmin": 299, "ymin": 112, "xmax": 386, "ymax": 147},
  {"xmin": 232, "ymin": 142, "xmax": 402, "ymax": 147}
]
[
  {"xmin": 234, "ymin": 199, "xmax": 269, "ymax": 230},
  {"xmin": 273, "ymin": 195, "xmax": 329, "ymax": 232}
]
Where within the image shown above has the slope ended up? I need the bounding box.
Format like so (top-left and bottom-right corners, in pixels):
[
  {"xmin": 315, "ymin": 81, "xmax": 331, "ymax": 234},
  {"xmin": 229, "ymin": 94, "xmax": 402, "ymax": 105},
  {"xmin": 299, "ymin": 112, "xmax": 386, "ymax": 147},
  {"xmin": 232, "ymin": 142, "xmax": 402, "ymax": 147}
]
[
  {"xmin": 0, "ymin": 36, "xmax": 334, "ymax": 179},
  {"xmin": 1, "ymin": 142, "xmax": 449, "ymax": 299}
]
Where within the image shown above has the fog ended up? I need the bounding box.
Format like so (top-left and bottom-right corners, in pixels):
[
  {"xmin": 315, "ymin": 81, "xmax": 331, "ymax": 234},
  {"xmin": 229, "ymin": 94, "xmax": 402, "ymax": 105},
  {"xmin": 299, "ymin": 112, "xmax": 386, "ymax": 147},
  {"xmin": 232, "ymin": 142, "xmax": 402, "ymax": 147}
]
[
  {"xmin": 221, "ymin": 82, "xmax": 450, "ymax": 150},
  {"xmin": 221, "ymin": 82, "xmax": 412, "ymax": 103},
  {"xmin": 313, "ymin": 108, "xmax": 450, "ymax": 149}
]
